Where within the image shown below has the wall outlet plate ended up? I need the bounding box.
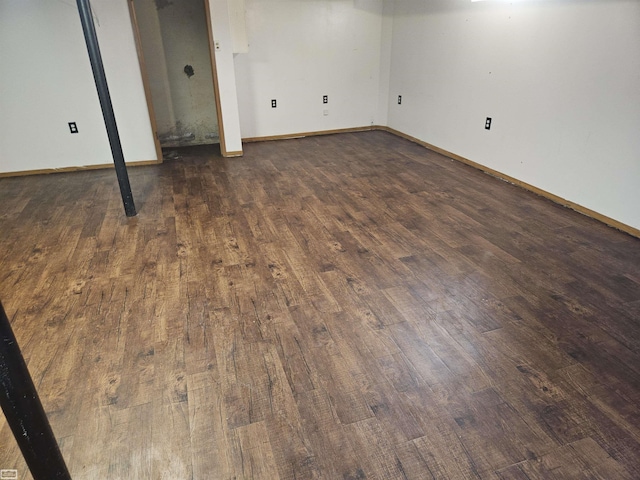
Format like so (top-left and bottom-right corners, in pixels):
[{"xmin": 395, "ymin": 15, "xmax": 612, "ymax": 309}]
[
  {"xmin": 271, "ymin": 99, "xmax": 277, "ymax": 108},
  {"xmin": 485, "ymin": 117, "xmax": 492, "ymax": 130},
  {"xmin": 398, "ymin": 95, "xmax": 402, "ymax": 105},
  {"xmin": 68, "ymin": 122, "xmax": 78, "ymax": 133},
  {"xmin": 323, "ymin": 95, "xmax": 328, "ymax": 104}
]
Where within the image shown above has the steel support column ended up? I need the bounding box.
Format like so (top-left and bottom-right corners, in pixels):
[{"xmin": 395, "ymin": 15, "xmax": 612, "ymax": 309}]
[{"xmin": 76, "ymin": 0, "xmax": 137, "ymax": 217}]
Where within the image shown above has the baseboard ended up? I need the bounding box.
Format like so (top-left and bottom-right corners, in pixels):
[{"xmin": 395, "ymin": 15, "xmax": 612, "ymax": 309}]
[
  {"xmin": 222, "ymin": 150, "xmax": 244, "ymax": 158},
  {"xmin": 242, "ymin": 126, "xmax": 376, "ymax": 143},
  {"xmin": 0, "ymin": 159, "xmax": 163, "ymax": 179},
  {"xmin": 378, "ymin": 126, "xmax": 640, "ymax": 239}
]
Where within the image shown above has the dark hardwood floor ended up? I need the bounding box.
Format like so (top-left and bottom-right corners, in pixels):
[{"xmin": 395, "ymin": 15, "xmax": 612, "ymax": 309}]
[{"xmin": 1, "ymin": 131, "xmax": 639, "ymax": 479}]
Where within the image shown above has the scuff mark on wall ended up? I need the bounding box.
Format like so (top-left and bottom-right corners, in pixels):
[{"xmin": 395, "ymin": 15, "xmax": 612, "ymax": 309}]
[{"xmin": 184, "ymin": 65, "xmax": 194, "ymax": 78}]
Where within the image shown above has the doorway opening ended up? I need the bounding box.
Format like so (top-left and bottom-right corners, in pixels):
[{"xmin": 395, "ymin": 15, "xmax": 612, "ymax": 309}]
[{"xmin": 129, "ymin": 0, "xmax": 222, "ymax": 153}]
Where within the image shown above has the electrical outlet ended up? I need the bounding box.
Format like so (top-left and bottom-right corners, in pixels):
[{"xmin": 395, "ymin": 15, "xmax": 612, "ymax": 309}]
[
  {"xmin": 398, "ymin": 95, "xmax": 402, "ymax": 105},
  {"xmin": 271, "ymin": 99, "xmax": 277, "ymax": 108},
  {"xmin": 68, "ymin": 122, "xmax": 78, "ymax": 134},
  {"xmin": 323, "ymin": 95, "xmax": 328, "ymax": 104},
  {"xmin": 485, "ymin": 117, "xmax": 492, "ymax": 130}
]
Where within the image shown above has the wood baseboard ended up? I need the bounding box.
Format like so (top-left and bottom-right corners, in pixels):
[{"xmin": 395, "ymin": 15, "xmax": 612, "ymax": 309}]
[
  {"xmin": 242, "ymin": 126, "xmax": 376, "ymax": 143},
  {"xmin": 0, "ymin": 159, "xmax": 162, "ymax": 179},
  {"xmin": 378, "ymin": 126, "xmax": 640, "ymax": 239},
  {"xmin": 223, "ymin": 150, "xmax": 244, "ymax": 158}
]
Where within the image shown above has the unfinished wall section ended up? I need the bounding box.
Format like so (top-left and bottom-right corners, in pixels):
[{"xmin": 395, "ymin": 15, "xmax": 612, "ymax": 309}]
[{"xmin": 133, "ymin": 0, "xmax": 219, "ymax": 147}]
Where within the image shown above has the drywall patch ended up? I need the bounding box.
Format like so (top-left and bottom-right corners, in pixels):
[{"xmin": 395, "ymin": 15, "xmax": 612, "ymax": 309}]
[{"xmin": 184, "ymin": 65, "xmax": 195, "ymax": 78}]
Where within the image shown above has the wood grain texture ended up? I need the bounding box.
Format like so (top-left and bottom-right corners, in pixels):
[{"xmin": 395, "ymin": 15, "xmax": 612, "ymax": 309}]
[
  {"xmin": 1, "ymin": 131, "xmax": 639, "ymax": 479},
  {"xmin": 378, "ymin": 126, "xmax": 640, "ymax": 239}
]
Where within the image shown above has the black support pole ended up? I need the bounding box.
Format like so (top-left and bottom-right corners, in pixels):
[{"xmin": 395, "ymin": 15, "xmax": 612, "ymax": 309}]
[
  {"xmin": 76, "ymin": 0, "xmax": 136, "ymax": 217},
  {"xmin": 0, "ymin": 301, "xmax": 71, "ymax": 479}
]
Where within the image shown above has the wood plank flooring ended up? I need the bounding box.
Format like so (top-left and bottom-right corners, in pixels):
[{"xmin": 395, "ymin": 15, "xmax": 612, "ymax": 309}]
[{"xmin": 1, "ymin": 130, "xmax": 639, "ymax": 479}]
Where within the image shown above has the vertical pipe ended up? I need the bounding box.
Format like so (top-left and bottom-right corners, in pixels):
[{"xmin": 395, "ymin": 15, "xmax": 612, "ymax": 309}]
[
  {"xmin": 76, "ymin": 0, "xmax": 137, "ymax": 217},
  {"xmin": 0, "ymin": 302, "xmax": 71, "ymax": 479}
]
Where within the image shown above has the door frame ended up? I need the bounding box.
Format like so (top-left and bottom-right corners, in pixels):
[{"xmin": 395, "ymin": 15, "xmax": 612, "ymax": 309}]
[
  {"xmin": 127, "ymin": 0, "xmax": 162, "ymax": 163},
  {"xmin": 127, "ymin": 0, "xmax": 230, "ymax": 158},
  {"xmin": 203, "ymin": 0, "xmax": 228, "ymax": 156}
]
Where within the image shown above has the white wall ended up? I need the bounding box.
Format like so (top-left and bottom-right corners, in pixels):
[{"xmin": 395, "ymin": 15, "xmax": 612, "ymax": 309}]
[
  {"xmin": 0, "ymin": 0, "xmax": 157, "ymax": 174},
  {"xmin": 233, "ymin": 0, "xmax": 386, "ymax": 138},
  {"xmin": 387, "ymin": 0, "xmax": 640, "ymax": 231},
  {"xmin": 208, "ymin": 0, "xmax": 244, "ymax": 154},
  {"xmin": 376, "ymin": 0, "xmax": 393, "ymax": 128}
]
